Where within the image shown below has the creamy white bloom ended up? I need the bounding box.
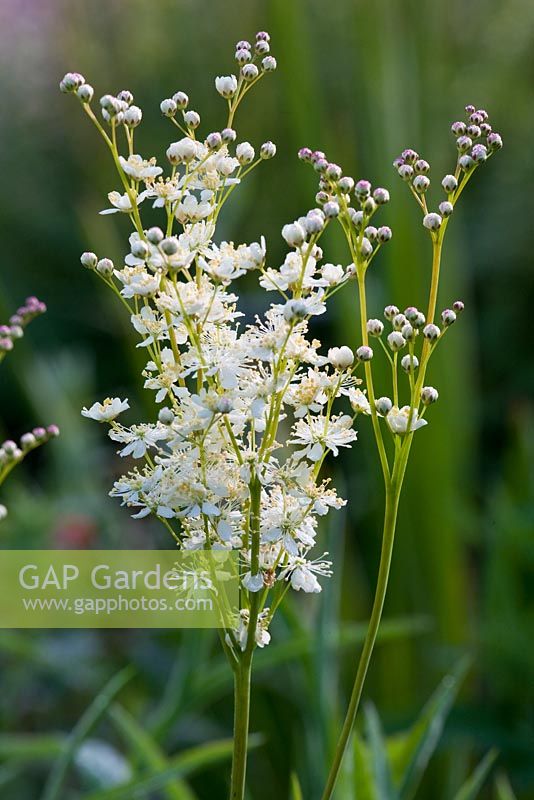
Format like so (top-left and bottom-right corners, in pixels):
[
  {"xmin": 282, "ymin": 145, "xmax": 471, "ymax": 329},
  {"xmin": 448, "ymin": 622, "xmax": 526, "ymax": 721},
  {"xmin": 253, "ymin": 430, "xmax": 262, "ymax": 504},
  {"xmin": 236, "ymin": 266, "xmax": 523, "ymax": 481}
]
[
  {"xmin": 81, "ymin": 397, "xmax": 129, "ymax": 422},
  {"xmin": 386, "ymin": 405, "xmax": 428, "ymax": 434},
  {"xmin": 100, "ymin": 190, "xmax": 148, "ymax": 215},
  {"xmin": 119, "ymin": 154, "xmax": 162, "ymax": 181},
  {"xmin": 215, "ymin": 75, "xmax": 238, "ymax": 98}
]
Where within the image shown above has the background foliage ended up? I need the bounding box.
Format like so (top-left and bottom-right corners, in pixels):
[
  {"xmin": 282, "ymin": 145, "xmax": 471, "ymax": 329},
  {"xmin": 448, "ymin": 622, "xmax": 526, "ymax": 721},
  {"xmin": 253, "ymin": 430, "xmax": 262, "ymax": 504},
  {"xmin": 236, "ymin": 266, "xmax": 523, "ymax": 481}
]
[{"xmin": 0, "ymin": 0, "xmax": 532, "ymax": 797}]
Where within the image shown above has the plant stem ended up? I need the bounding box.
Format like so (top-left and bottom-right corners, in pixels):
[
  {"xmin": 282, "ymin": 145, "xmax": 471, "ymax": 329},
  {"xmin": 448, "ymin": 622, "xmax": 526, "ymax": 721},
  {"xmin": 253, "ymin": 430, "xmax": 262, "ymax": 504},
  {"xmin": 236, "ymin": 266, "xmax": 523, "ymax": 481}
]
[
  {"xmin": 230, "ymin": 656, "xmax": 253, "ymax": 800},
  {"xmin": 320, "ymin": 443, "xmax": 410, "ymax": 800}
]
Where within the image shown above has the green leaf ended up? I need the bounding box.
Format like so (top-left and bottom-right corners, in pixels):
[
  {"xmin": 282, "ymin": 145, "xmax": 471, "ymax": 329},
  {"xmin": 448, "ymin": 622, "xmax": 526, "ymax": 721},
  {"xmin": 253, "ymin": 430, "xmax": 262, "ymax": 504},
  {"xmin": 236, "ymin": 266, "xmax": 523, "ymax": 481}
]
[
  {"xmin": 83, "ymin": 735, "xmax": 262, "ymax": 800},
  {"xmin": 40, "ymin": 666, "xmax": 135, "ymax": 800},
  {"xmin": 353, "ymin": 734, "xmax": 378, "ymax": 800},
  {"xmin": 0, "ymin": 734, "xmax": 64, "ymax": 762},
  {"xmin": 389, "ymin": 658, "xmax": 470, "ymax": 800},
  {"xmin": 109, "ymin": 703, "xmax": 196, "ymax": 800},
  {"xmin": 364, "ymin": 704, "xmax": 398, "ymax": 800},
  {"xmin": 290, "ymin": 772, "xmax": 304, "ymax": 800},
  {"xmin": 495, "ymin": 773, "xmax": 518, "ymax": 800},
  {"xmin": 452, "ymin": 750, "xmax": 498, "ymax": 800}
]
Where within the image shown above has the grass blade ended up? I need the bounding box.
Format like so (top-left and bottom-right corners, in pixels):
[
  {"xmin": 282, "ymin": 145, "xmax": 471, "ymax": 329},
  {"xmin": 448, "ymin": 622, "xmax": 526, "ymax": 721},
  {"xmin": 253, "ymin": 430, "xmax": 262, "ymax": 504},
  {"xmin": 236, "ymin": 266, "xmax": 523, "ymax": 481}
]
[
  {"xmin": 390, "ymin": 658, "xmax": 470, "ymax": 799},
  {"xmin": 495, "ymin": 773, "xmax": 518, "ymax": 800},
  {"xmin": 364, "ymin": 703, "xmax": 398, "ymax": 800},
  {"xmin": 109, "ymin": 703, "xmax": 196, "ymax": 800},
  {"xmin": 290, "ymin": 772, "xmax": 304, "ymax": 800},
  {"xmin": 40, "ymin": 666, "xmax": 135, "ymax": 800},
  {"xmin": 452, "ymin": 750, "xmax": 498, "ymax": 800},
  {"xmin": 83, "ymin": 735, "xmax": 262, "ymax": 800}
]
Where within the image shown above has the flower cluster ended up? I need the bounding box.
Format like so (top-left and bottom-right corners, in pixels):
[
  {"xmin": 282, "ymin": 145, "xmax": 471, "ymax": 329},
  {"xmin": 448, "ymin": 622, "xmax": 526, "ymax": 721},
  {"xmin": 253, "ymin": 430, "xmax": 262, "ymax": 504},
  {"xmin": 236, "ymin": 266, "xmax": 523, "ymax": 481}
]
[
  {"xmin": 393, "ymin": 104, "xmax": 503, "ymax": 233},
  {"xmin": 0, "ymin": 298, "xmax": 59, "ymax": 521},
  {"xmin": 0, "ymin": 296, "xmax": 46, "ymax": 356},
  {"xmin": 62, "ymin": 32, "xmax": 370, "ymax": 651}
]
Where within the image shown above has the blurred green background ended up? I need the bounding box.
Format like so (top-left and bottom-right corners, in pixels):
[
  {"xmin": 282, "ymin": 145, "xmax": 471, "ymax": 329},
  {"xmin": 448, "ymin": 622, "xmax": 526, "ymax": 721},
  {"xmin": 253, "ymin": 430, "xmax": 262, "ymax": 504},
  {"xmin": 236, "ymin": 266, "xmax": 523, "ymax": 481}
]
[{"xmin": 0, "ymin": 0, "xmax": 532, "ymax": 797}]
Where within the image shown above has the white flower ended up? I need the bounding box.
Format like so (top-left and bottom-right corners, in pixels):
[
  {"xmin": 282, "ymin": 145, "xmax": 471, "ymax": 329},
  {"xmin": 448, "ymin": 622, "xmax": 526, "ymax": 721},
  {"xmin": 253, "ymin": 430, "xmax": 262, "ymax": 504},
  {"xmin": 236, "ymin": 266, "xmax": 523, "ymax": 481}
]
[
  {"xmin": 81, "ymin": 397, "xmax": 129, "ymax": 422},
  {"xmin": 215, "ymin": 75, "xmax": 238, "ymax": 98},
  {"xmin": 116, "ymin": 266, "xmax": 161, "ymax": 298},
  {"xmin": 242, "ymin": 572, "xmax": 264, "ymax": 592},
  {"xmin": 386, "ymin": 405, "xmax": 428, "ymax": 434},
  {"xmin": 321, "ymin": 263, "xmax": 345, "ymax": 286},
  {"xmin": 328, "ymin": 346, "xmax": 354, "ymax": 370},
  {"xmin": 290, "ymin": 413, "xmax": 357, "ymax": 460},
  {"xmin": 166, "ymin": 137, "xmax": 200, "ymax": 164},
  {"xmin": 348, "ymin": 388, "xmax": 371, "ymax": 415},
  {"xmin": 119, "ymin": 154, "xmax": 162, "ymax": 181},
  {"xmin": 175, "ymin": 192, "xmax": 214, "ymax": 223},
  {"xmin": 282, "ymin": 222, "xmax": 306, "ymax": 247},
  {"xmin": 100, "ymin": 190, "xmax": 148, "ymax": 215},
  {"xmin": 279, "ymin": 556, "xmax": 333, "ymax": 593}
]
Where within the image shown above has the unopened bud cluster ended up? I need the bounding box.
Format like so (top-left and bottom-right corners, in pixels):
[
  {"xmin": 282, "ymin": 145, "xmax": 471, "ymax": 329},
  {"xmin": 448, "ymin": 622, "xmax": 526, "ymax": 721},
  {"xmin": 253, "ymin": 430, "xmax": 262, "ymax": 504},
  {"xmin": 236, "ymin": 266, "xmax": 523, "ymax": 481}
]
[{"xmin": 394, "ymin": 105, "xmax": 503, "ymax": 234}]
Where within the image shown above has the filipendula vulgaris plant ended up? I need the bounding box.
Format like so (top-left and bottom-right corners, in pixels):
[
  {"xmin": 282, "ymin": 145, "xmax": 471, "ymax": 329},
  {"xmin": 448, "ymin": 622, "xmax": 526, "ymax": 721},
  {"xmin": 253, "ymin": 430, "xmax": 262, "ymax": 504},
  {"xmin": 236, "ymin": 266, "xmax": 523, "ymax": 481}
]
[
  {"xmin": 0, "ymin": 297, "xmax": 59, "ymax": 521},
  {"xmin": 60, "ymin": 32, "xmax": 502, "ymax": 799}
]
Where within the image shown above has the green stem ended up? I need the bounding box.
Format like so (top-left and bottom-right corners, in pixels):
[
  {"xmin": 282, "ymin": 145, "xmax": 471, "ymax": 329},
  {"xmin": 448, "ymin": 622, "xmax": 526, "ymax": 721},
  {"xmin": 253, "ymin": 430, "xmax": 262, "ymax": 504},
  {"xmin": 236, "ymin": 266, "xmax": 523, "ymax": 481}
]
[
  {"xmin": 229, "ymin": 656, "xmax": 253, "ymax": 800},
  {"xmin": 320, "ymin": 445, "xmax": 409, "ymax": 800}
]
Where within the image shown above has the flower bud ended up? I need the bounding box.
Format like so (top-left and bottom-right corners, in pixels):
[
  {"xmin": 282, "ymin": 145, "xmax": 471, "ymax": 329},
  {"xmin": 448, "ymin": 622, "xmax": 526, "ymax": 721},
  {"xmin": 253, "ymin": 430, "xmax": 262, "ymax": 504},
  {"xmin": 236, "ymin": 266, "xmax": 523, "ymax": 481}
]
[
  {"xmin": 323, "ymin": 201, "xmax": 340, "ymax": 218},
  {"xmin": 487, "ymin": 132, "xmax": 503, "ymax": 150},
  {"xmin": 325, "ymin": 163, "xmax": 342, "ymax": 181},
  {"xmin": 173, "ymin": 91, "xmax": 189, "ymax": 109},
  {"xmin": 401, "ymin": 354, "xmax": 419, "ymax": 372},
  {"xmin": 401, "ymin": 323, "xmax": 416, "ymax": 341},
  {"xmin": 401, "ymin": 149, "xmax": 418, "ymax": 164},
  {"xmin": 384, "ymin": 304, "xmax": 399, "ymax": 321},
  {"xmin": 0, "ymin": 504, "xmax": 7, "ymax": 521},
  {"xmin": 367, "ymin": 318, "xmax": 384, "ymax": 337},
  {"xmin": 20, "ymin": 432, "xmax": 36, "ymax": 451},
  {"xmin": 356, "ymin": 345, "xmax": 373, "ymax": 361},
  {"xmin": 235, "ymin": 48, "xmax": 252, "ymax": 64},
  {"xmin": 160, "ymin": 98, "xmax": 177, "ymax": 117},
  {"xmin": 283, "ymin": 299, "xmax": 307, "ymax": 322},
  {"xmin": 167, "ymin": 138, "xmax": 197, "ymax": 164},
  {"xmin": 255, "ymin": 39, "xmax": 270, "ymax": 55},
  {"xmin": 392, "ymin": 313, "xmax": 407, "ymax": 330},
  {"xmin": 355, "ymin": 179, "xmax": 371, "ymax": 198},
  {"xmin": 161, "ymin": 237, "xmax": 178, "ymax": 255},
  {"xmin": 184, "ymin": 110, "xmax": 200, "ymax": 129},
  {"xmin": 456, "ymin": 135, "xmax": 472, "ymax": 153},
  {"xmin": 387, "ymin": 331, "xmax": 406, "ymax": 351},
  {"xmin": 60, "ymin": 72, "xmax": 85, "ymax": 92},
  {"xmin": 363, "ymin": 197, "xmax": 376, "ymax": 215},
  {"xmin": 441, "ymin": 174, "xmax": 458, "ymax": 193},
  {"xmin": 147, "ymin": 227, "xmax": 164, "ymax": 245},
  {"xmin": 47, "ymin": 424, "xmax": 60, "ymax": 438},
  {"xmin": 298, "ymin": 147, "xmax": 313, "ymax": 162},
  {"xmin": 441, "ymin": 308, "xmax": 457, "ymax": 326},
  {"xmin": 414, "ymin": 159, "xmax": 430, "ymax": 174},
  {"xmin": 77, "ymin": 84, "xmax": 94, "ymax": 103},
  {"xmin": 365, "ymin": 226, "xmax": 378, "ymax": 241},
  {"xmin": 423, "ymin": 323, "xmax": 441, "ymax": 340},
  {"xmin": 215, "ymin": 75, "xmax": 238, "ymax": 98},
  {"xmin": 376, "ymin": 396, "xmax": 393, "ymax": 415},
  {"xmin": 471, "ymin": 144, "xmax": 487, "ymax": 163},
  {"xmin": 222, "ymin": 127, "xmax": 237, "ymax": 143},
  {"xmin": 439, "ymin": 201, "xmax": 454, "ymax": 217},
  {"xmin": 260, "ymin": 141, "xmax": 276, "ymax": 159},
  {"xmin": 458, "ymin": 154, "xmax": 474, "ymax": 170},
  {"xmin": 262, "ymin": 56, "xmax": 277, "ymax": 71},
  {"xmin": 452, "ymin": 300, "xmax": 465, "ymax": 314},
  {"xmin": 96, "ymin": 258, "xmax": 114, "ymax": 277},
  {"xmin": 215, "ymin": 396, "xmax": 233, "ymax": 414},
  {"xmin": 451, "ymin": 121, "xmax": 466, "ymax": 136},
  {"xmin": 124, "ymin": 106, "xmax": 142, "ymax": 127},
  {"xmin": 328, "ymin": 346, "xmax": 354, "ymax": 370},
  {"xmin": 338, "ymin": 176, "xmax": 355, "ymax": 193},
  {"xmin": 80, "ymin": 252, "xmax": 97, "ymax": 269},
  {"xmin": 412, "ymin": 311, "xmax": 426, "ymax": 329},
  {"xmin": 242, "ymin": 64, "xmax": 259, "ymax": 81},
  {"xmin": 158, "ymin": 407, "xmax": 175, "ymax": 425},
  {"xmin": 131, "ymin": 239, "xmax": 149, "ymax": 259},
  {"xmin": 423, "ymin": 213, "xmax": 442, "ymax": 231},
  {"xmin": 236, "ymin": 142, "xmax": 255, "ymax": 164},
  {"xmin": 413, "ymin": 176, "xmax": 430, "ymax": 197},
  {"xmin": 282, "ymin": 222, "xmax": 306, "ymax": 247},
  {"xmin": 373, "ymin": 187, "xmax": 390, "ymax": 205},
  {"xmin": 206, "ymin": 131, "xmax": 222, "ymax": 150},
  {"xmin": 377, "ymin": 226, "xmax": 392, "ymax": 242},
  {"xmin": 421, "ymin": 386, "xmax": 439, "ymax": 405},
  {"xmin": 398, "ymin": 164, "xmax": 414, "ymax": 181}
]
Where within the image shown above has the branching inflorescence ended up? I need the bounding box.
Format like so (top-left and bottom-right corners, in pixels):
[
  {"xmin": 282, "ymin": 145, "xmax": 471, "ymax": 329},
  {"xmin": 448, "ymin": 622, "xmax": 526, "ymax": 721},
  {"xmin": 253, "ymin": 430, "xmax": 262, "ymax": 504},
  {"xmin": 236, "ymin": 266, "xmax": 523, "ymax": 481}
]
[
  {"xmin": 0, "ymin": 297, "xmax": 59, "ymax": 521},
  {"xmin": 61, "ymin": 30, "xmax": 502, "ymax": 800}
]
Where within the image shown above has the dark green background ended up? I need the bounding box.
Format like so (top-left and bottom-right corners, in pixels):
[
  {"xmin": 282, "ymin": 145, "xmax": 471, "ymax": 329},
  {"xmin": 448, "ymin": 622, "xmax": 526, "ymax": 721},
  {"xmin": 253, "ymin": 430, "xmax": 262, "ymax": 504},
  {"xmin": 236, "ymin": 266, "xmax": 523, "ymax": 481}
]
[{"xmin": 0, "ymin": 1, "xmax": 532, "ymax": 797}]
